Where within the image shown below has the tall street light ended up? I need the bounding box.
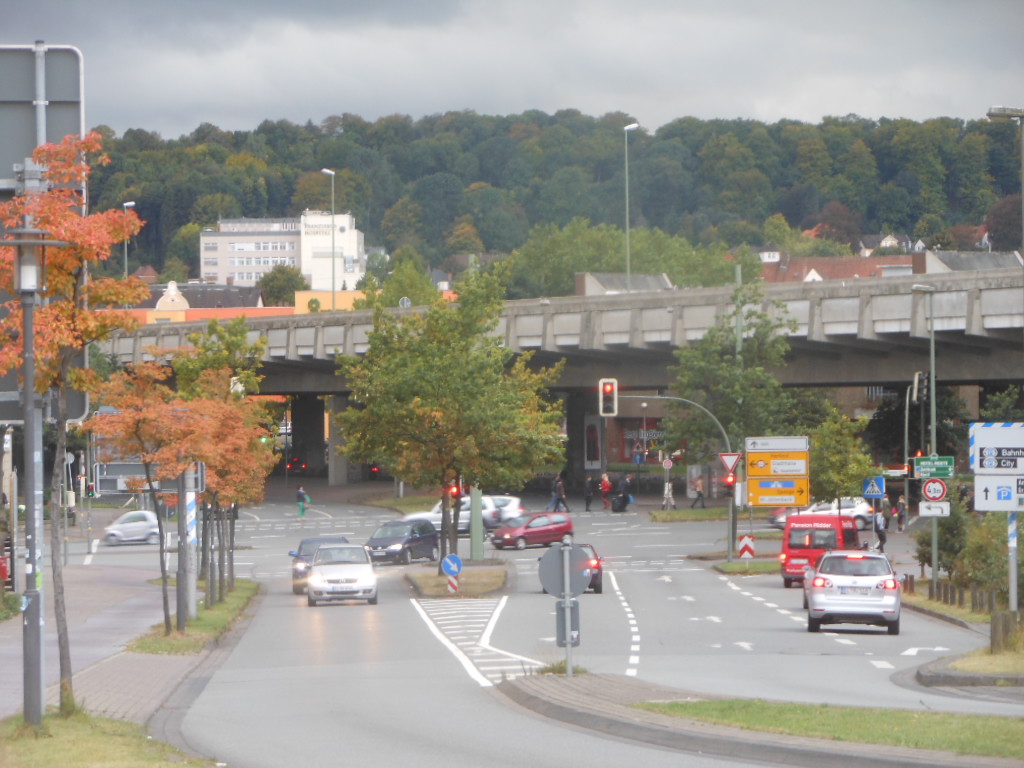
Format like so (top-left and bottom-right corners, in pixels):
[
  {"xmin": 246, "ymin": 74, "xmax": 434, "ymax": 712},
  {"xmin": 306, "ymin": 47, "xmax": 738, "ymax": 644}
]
[
  {"xmin": 987, "ymin": 107, "xmax": 1019, "ymax": 614},
  {"xmin": 122, "ymin": 201, "xmax": 135, "ymax": 278},
  {"xmin": 986, "ymin": 106, "xmax": 1024, "ymax": 253},
  {"xmin": 912, "ymin": 284, "xmax": 938, "ymax": 584},
  {"xmin": 321, "ymin": 169, "xmax": 336, "ymax": 311},
  {"xmin": 623, "ymin": 122, "xmax": 639, "ymax": 293}
]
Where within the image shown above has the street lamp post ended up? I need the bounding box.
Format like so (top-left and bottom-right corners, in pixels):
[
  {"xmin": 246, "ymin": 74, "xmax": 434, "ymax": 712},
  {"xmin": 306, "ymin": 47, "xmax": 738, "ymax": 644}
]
[
  {"xmin": 321, "ymin": 169, "xmax": 336, "ymax": 311},
  {"xmin": 623, "ymin": 123, "xmax": 639, "ymax": 293},
  {"xmin": 122, "ymin": 201, "xmax": 135, "ymax": 278},
  {"xmin": 986, "ymin": 106, "xmax": 1024, "ymax": 254},
  {"xmin": 913, "ymin": 284, "xmax": 939, "ymax": 585},
  {"xmin": 987, "ymin": 107, "xmax": 1024, "ymax": 614}
]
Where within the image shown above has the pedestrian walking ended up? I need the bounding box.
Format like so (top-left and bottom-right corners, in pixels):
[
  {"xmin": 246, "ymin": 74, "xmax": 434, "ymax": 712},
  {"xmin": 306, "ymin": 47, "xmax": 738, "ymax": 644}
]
[
  {"xmin": 554, "ymin": 472, "xmax": 571, "ymax": 513},
  {"xmin": 690, "ymin": 476, "xmax": 705, "ymax": 509},
  {"xmin": 584, "ymin": 475, "xmax": 594, "ymax": 512},
  {"xmin": 296, "ymin": 485, "xmax": 310, "ymax": 518},
  {"xmin": 874, "ymin": 507, "xmax": 887, "ymax": 553},
  {"xmin": 896, "ymin": 494, "xmax": 907, "ymax": 532},
  {"xmin": 600, "ymin": 473, "xmax": 612, "ymax": 509}
]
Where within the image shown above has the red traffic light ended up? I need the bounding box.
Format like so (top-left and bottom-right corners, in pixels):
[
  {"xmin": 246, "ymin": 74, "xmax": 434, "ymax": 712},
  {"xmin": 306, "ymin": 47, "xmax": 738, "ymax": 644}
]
[{"xmin": 724, "ymin": 473, "xmax": 736, "ymax": 487}]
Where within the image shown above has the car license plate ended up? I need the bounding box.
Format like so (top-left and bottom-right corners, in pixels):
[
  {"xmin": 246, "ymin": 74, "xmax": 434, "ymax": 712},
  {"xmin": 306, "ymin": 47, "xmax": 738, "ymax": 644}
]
[{"xmin": 840, "ymin": 586, "xmax": 870, "ymax": 595}]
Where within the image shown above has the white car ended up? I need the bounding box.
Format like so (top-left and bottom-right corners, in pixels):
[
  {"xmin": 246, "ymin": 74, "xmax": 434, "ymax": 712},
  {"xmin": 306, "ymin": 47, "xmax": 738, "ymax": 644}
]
[
  {"xmin": 306, "ymin": 544, "xmax": 378, "ymax": 607},
  {"xmin": 772, "ymin": 497, "xmax": 874, "ymax": 530},
  {"xmin": 103, "ymin": 510, "xmax": 160, "ymax": 546},
  {"xmin": 404, "ymin": 495, "xmax": 524, "ymax": 533}
]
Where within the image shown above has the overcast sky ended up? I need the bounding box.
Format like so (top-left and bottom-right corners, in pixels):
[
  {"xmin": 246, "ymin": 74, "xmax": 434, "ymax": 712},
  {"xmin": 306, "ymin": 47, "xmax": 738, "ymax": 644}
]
[{"xmin": 5, "ymin": 1, "xmax": 1023, "ymax": 140}]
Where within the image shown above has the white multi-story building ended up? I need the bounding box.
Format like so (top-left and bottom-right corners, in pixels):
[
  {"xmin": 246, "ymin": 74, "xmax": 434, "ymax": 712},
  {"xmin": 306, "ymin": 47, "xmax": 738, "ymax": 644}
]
[{"xmin": 199, "ymin": 210, "xmax": 365, "ymax": 290}]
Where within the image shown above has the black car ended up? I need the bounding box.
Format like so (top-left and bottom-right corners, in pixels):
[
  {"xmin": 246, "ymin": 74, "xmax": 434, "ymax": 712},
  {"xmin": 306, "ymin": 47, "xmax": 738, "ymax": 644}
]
[
  {"xmin": 289, "ymin": 535, "xmax": 350, "ymax": 594},
  {"xmin": 366, "ymin": 519, "xmax": 440, "ymax": 564},
  {"xmin": 539, "ymin": 543, "xmax": 604, "ymax": 594}
]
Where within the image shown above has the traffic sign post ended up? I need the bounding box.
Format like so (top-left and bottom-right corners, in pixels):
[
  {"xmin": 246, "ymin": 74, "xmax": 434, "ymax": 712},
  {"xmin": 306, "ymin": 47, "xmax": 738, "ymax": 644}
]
[
  {"xmin": 921, "ymin": 478, "xmax": 947, "ymax": 502},
  {"xmin": 442, "ymin": 553, "xmax": 462, "ymax": 594},
  {"xmin": 745, "ymin": 436, "xmax": 810, "ymax": 508},
  {"xmin": 970, "ymin": 423, "xmax": 1023, "ymax": 613},
  {"xmin": 862, "ymin": 476, "xmax": 886, "ymax": 499}
]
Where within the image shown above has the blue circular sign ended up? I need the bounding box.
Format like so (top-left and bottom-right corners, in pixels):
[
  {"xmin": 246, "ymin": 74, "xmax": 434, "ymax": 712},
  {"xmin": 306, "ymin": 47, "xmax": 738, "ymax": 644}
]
[{"xmin": 441, "ymin": 554, "xmax": 463, "ymax": 577}]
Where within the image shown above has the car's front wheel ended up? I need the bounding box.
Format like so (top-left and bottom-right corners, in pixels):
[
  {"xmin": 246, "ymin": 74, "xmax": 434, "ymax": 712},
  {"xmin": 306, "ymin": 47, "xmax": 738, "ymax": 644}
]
[
  {"xmin": 146, "ymin": 532, "xmax": 160, "ymax": 546},
  {"xmin": 430, "ymin": 545, "xmax": 439, "ymax": 561},
  {"xmin": 292, "ymin": 583, "xmax": 304, "ymax": 595},
  {"xmin": 307, "ymin": 595, "xmax": 317, "ymax": 607},
  {"xmin": 401, "ymin": 548, "xmax": 412, "ymax": 565},
  {"xmin": 104, "ymin": 533, "xmax": 120, "ymax": 546},
  {"xmin": 514, "ymin": 537, "xmax": 527, "ymax": 550}
]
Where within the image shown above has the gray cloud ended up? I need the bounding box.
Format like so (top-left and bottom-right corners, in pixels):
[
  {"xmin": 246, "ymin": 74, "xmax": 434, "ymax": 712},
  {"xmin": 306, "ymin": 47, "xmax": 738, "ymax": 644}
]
[{"xmin": 4, "ymin": 0, "xmax": 1022, "ymax": 139}]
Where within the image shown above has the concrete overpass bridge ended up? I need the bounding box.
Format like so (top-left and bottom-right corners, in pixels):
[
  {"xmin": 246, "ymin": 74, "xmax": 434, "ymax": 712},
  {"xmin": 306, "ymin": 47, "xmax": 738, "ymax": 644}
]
[{"xmin": 108, "ymin": 268, "xmax": 1024, "ymax": 484}]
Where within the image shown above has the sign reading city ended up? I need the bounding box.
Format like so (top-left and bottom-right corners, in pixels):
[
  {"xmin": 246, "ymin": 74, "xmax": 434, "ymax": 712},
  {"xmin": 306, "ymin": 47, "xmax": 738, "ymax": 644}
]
[
  {"xmin": 745, "ymin": 436, "xmax": 809, "ymax": 507},
  {"xmin": 969, "ymin": 423, "xmax": 1024, "ymax": 475}
]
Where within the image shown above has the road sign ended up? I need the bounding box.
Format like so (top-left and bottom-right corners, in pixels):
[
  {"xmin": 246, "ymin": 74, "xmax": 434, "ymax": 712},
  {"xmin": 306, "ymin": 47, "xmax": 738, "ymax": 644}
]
[
  {"xmin": 922, "ymin": 478, "xmax": 947, "ymax": 501},
  {"xmin": 441, "ymin": 553, "xmax": 463, "ymax": 577},
  {"xmin": 974, "ymin": 475, "xmax": 1024, "ymax": 511},
  {"xmin": 915, "ymin": 456, "xmax": 954, "ymax": 479},
  {"xmin": 746, "ymin": 451, "xmax": 808, "ymax": 477},
  {"xmin": 747, "ymin": 477, "xmax": 809, "ymax": 507},
  {"xmin": 862, "ymin": 476, "xmax": 886, "ymax": 499},
  {"xmin": 718, "ymin": 452, "xmax": 742, "ymax": 473},
  {"xmin": 738, "ymin": 535, "xmax": 755, "ymax": 559},
  {"xmin": 969, "ymin": 423, "xmax": 1024, "ymax": 475},
  {"xmin": 538, "ymin": 545, "xmax": 591, "ymax": 598},
  {"xmin": 919, "ymin": 501, "xmax": 951, "ymax": 517},
  {"xmin": 745, "ymin": 436, "xmax": 809, "ymax": 452}
]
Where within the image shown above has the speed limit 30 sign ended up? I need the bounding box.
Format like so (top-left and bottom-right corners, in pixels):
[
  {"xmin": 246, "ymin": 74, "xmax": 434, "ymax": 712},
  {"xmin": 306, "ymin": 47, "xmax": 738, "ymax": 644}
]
[{"xmin": 922, "ymin": 478, "xmax": 948, "ymax": 502}]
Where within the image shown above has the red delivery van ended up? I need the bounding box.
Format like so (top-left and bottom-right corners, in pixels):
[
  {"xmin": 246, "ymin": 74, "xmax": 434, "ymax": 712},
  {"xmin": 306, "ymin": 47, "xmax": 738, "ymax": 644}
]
[{"xmin": 779, "ymin": 513, "xmax": 860, "ymax": 588}]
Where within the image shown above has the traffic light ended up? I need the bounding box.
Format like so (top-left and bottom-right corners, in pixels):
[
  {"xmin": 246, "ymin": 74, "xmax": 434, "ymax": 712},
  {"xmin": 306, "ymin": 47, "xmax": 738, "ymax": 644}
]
[
  {"xmin": 723, "ymin": 473, "xmax": 736, "ymax": 488},
  {"xmin": 911, "ymin": 371, "xmax": 929, "ymax": 404},
  {"xmin": 86, "ymin": 482, "xmax": 96, "ymax": 498},
  {"xmin": 598, "ymin": 378, "xmax": 618, "ymax": 417}
]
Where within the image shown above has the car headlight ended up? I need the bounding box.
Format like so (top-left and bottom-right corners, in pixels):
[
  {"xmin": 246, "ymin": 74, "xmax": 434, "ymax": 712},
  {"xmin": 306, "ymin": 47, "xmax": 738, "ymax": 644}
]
[
  {"xmin": 307, "ymin": 572, "xmax": 325, "ymax": 588},
  {"xmin": 386, "ymin": 543, "xmax": 403, "ymax": 551},
  {"xmin": 294, "ymin": 562, "xmax": 309, "ymax": 572}
]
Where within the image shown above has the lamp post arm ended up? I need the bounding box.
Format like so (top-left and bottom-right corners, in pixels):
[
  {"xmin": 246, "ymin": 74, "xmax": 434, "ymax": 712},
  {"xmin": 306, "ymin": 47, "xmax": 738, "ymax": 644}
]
[{"xmin": 618, "ymin": 395, "xmax": 730, "ymax": 453}]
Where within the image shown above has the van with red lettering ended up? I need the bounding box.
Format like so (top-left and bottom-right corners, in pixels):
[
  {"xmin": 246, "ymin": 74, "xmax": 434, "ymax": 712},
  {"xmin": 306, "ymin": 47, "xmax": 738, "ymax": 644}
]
[{"xmin": 779, "ymin": 513, "xmax": 860, "ymax": 588}]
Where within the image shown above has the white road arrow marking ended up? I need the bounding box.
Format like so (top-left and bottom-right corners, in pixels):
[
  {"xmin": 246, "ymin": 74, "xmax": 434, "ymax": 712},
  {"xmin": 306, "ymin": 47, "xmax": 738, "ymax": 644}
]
[
  {"xmin": 900, "ymin": 646, "xmax": 951, "ymax": 656},
  {"xmin": 734, "ymin": 641, "xmax": 754, "ymax": 651},
  {"xmin": 656, "ymin": 575, "xmax": 673, "ymax": 583}
]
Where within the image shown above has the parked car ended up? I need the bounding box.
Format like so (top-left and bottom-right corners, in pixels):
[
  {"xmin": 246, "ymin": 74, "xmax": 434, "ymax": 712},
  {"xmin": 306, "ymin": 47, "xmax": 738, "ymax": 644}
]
[
  {"xmin": 103, "ymin": 510, "xmax": 160, "ymax": 546},
  {"xmin": 541, "ymin": 543, "xmax": 604, "ymax": 594},
  {"xmin": 405, "ymin": 495, "xmax": 524, "ymax": 533},
  {"xmin": 306, "ymin": 544, "xmax": 378, "ymax": 606},
  {"xmin": 289, "ymin": 535, "xmax": 351, "ymax": 594},
  {"xmin": 491, "ymin": 512, "xmax": 573, "ymax": 550},
  {"xmin": 772, "ymin": 497, "xmax": 873, "ymax": 530},
  {"xmin": 366, "ymin": 519, "xmax": 440, "ymax": 564},
  {"xmin": 805, "ymin": 551, "xmax": 901, "ymax": 634}
]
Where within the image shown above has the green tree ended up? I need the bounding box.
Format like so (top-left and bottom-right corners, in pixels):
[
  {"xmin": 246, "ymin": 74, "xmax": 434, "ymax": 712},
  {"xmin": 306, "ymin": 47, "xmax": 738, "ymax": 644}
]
[
  {"xmin": 355, "ymin": 260, "xmax": 438, "ymax": 309},
  {"xmin": 334, "ymin": 265, "xmax": 565, "ymax": 559},
  {"xmin": 664, "ymin": 282, "xmax": 799, "ymax": 461},
  {"xmin": 257, "ymin": 265, "xmax": 309, "ymax": 306},
  {"xmin": 160, "ymin": 255, "xmax": 191, "ymax": 284},
  {"xmin": 165, "ymin": 223, "xmax": 201, "ymax": 277},
  {"xmin": 980, "ymin": 385, "xmax": 1024, "ymax": 421},
  {"xmin": 914, "ymin": 477, "xmax": 969, "ymax": 582},
  {"xmin": 807, "ymin": 407, "xmax": 876, "ymax": 503},
  {"xmin": 955, "ymin": 511, "xmax": 1016, "ymax": 599}
]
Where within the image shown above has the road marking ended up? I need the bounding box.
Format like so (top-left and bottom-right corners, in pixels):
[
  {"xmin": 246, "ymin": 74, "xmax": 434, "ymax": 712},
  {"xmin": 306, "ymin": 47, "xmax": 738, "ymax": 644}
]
[
  {"xmin": 870, "ymin": 660, "xmax": 894, "ymax": 669},
  {"xmin": 901, "ymin": 646, "xmax": 950, "ymax": 656},
  {"xmin": 734, "ymin": 641, "xmax": 753, "ymax": 651}
]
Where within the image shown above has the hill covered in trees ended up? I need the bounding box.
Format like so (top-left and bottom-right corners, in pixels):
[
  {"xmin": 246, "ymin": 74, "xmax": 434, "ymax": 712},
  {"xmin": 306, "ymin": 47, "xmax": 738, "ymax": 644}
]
[{"xmin": 87, "ymin": 109, "xmax": 1022, "ymax": 294}]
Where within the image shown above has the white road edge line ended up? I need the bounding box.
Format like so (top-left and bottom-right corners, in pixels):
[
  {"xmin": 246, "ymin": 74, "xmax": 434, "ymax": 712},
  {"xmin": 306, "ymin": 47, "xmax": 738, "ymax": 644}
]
[{"xmin": 410, "ymin": 599, "xmax": 494, "ymax": 688}]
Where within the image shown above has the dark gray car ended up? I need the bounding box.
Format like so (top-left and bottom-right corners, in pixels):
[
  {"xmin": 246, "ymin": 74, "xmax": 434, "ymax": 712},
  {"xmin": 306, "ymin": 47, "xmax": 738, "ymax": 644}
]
[{"xmin": 366, "ymin": 519, "xmax": 439, "ymax": 564}]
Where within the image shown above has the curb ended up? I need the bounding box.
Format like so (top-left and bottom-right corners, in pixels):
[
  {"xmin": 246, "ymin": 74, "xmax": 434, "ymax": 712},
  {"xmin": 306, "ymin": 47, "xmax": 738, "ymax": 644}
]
[
  {"xmin": 916, "ymin": 652, "xmax": 1024, "ymax": 688},
  {"xmin": 497, "ymin": 674, "xmax": 1019, "ymax": 768}
]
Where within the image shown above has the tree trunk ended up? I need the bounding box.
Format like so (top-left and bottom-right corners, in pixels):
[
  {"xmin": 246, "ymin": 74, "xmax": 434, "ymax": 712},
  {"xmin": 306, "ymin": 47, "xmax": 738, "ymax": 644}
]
[
  {"xmin": 145, "ymin": 477, "xmax": 172, "ymax": 635},
  {"xmin": 49, "ymin": 393, "xmax": 74, "ymax": 714},
  {"xmin": 217, "ymin": 506, "xmax": 227, "ymax": 602}
]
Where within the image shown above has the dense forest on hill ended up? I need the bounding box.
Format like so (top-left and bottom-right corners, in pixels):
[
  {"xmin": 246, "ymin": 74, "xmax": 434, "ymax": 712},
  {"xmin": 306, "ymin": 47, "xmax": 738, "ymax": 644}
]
[{"xmin": 86, "ymin": 109, "xmax": 1022, "ymax": 293}]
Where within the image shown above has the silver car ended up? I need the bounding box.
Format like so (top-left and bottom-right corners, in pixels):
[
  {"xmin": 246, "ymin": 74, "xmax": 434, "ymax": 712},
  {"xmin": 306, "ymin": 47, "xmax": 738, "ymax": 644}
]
[
  {"xmin": 404, "ymin": 495, "xmax": 524, "ymax": 532},
  {"xmin": 775, "ymin": 497, "xmax": 874, "ymax": 530},
  {"xmin": 103, "ymin": 510, "xmax": 160, "ymax": 546},
  {"xmin": 805, "ymin": 551, "xmax": 901, "ymax": 635},
  {"xmin": 306, "ymin": 544, "xmax": 378, "ymax": 607}
]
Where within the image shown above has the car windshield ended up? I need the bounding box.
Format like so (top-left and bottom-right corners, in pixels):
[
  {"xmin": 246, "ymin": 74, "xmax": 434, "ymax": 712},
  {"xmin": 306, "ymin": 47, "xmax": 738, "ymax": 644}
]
[
  {"xmin": 372, "ymin": 522, "xmax": 412, "ymax": 538},
  {"xmin": 820, "ymin": 557, "xmax": 890, "ymax": 577},
  {"xmin": 314, "ymin": 547, "xmax": 368, "ymax": 565},
  {"xmin": 788, "ymin": 529, "xmax": 837, "ymax": 549},
  {"xmin": 299, "ymin": 538, "xmax": 345, "ymax": 556}
]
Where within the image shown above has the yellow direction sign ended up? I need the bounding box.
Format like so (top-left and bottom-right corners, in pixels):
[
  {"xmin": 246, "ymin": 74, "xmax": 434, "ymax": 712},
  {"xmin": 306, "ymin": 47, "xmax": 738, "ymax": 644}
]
[
  {"xmin": 747, "ymin": 477, "xmax": 810, "ymax": 507},
  {"xmin": 746, "ymin": 451, "xmax": 809, "ymax": 477}
]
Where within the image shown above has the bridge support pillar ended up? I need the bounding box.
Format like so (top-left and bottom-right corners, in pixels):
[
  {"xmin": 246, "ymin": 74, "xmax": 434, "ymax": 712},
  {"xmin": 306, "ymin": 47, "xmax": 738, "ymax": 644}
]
[{"xmin": 326, "ymin": 394, "xmax": 350, "ymax": 486}]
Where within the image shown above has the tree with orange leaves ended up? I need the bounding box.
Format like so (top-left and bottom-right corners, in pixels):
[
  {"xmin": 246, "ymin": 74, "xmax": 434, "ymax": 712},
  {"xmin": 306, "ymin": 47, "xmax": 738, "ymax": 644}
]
[
  {"xmin": 0, "ymin": 132, "xmax": 150, "ymax": 714},
  {"xmin": 80, "ymin": 360, "xmax": 276, "ymax": 633}
]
